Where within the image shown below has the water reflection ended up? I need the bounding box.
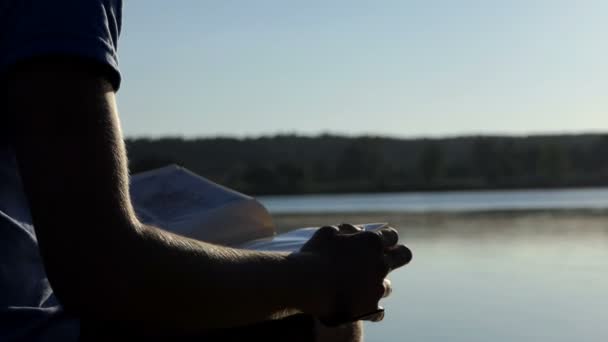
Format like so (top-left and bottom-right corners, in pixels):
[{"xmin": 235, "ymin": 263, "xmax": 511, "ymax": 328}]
[{"xmin": 362, "ymin": 215, "xmax": 608, "ymax": 342}]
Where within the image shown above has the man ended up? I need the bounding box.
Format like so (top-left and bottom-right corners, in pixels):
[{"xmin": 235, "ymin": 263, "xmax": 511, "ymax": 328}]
[{"xmin": 0, "ymin": 1, "xmax": 411, "ymax": 340}]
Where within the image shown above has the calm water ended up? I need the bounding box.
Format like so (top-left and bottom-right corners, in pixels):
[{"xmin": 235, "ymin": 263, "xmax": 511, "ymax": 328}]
[
  {"xmin": 262, "ymin": 189, "xmax": 608, "ymax": 341},
  {"xmin": 258, "ymin": 188, "xmax": 608, "ymax": 214},
  {"xmin": 363, "ymin": 221, "xmax": 608, "ymax": 342}
]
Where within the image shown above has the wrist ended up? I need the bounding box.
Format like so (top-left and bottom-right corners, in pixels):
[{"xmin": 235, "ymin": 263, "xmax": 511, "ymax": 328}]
[{"xmin": 285, "ymin": 252, "xmax": 335, "ymax": 317}]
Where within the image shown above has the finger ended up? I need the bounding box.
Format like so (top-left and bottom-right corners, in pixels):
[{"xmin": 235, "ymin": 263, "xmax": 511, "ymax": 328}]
[
  {"xmin": 303, "ymin": 225, "xmax": 340, "ymax": 251},
  {"xmin": 385, "ymin": 244, "xmax": 412, "ymax": 271},
  {"xmin": 337, "ymin": 223, "xmax": 363, "ymax": 234},
  {"xmin": 320, "ymin": 307, "xmax": 384, "ymax": 327},
  {"xmin": 356, "ymin": 231, "xmax": 385, "ymax": 253},
  {"xmin": 377, "ymin": 227, "xmax": 399, "ymax": 248},
  {"xmin": 357, "ymin": 307, "xmax": 385, "ymax": 322},
  {"xmin": 382, "ymin": 278, "xmax": 392, "ymax": 298},
  {"xmin": 315, "ymin": 225, "xmax": 340, "ymax": 238}
]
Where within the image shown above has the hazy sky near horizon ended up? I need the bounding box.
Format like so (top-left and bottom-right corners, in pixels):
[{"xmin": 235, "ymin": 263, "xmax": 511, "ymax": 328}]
[{"xmin": 117, "ymin": 0, "xmax": 607, "ymax": 138}]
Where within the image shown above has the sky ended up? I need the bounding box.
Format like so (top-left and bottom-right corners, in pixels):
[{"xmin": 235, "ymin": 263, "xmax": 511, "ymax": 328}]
[{"xmin": 116, "ymin": 0, "xmax": 608, "ymax": 138}]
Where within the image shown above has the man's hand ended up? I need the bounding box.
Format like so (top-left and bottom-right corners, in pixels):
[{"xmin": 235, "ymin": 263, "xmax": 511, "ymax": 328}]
[{"xmin": 298, "ymin": 224, "xmax": 412, "ymax": 325}]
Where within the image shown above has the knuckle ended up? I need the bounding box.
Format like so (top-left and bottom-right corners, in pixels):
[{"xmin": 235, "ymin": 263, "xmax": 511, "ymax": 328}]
[
  {"xmin": 396, "ymin": 245, "xmax": 413, "ymax": 264},
  {"xmin": 381, "ymin": 227, "xmax": 398, "ymax": 235},
  {"xmin": 338, "ymin": 223, "xmax": 361, "ymax": 233},
  {"xmin": 317, "ymin": 225, "xmax": 339, "ymax": 237},
  {"xmin": 379, "ymin": 229, "xmax": 398, "ymax": 246},
  {"xmin": 386, "ymin": 227, "xmax": 399, "ymax": 239},
  {"xmin": 361, "ymin": 231, "xmax": 383, "ymax": 251}
]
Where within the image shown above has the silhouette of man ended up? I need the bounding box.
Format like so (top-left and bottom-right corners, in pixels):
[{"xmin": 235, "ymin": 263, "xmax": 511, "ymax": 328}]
[{"xmin": 0, "ymin": 1, "xmax": 411, "ymax": 340}]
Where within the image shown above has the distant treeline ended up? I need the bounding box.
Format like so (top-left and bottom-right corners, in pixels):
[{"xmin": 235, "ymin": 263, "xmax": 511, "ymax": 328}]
[{"xmin": 126, "ymin": 134, "xmax": 608, "ymax": 195}]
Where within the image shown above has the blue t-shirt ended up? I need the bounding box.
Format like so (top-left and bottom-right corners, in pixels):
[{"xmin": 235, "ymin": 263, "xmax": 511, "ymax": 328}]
[{"xmin": 0, "ymin": 1, "xmax": 122, "ymax": 340}]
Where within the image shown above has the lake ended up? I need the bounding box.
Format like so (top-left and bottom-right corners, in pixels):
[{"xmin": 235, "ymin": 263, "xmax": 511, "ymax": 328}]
[{"xmin": 265, "ymin": 189, "xmax": 608, "ymax": 342}]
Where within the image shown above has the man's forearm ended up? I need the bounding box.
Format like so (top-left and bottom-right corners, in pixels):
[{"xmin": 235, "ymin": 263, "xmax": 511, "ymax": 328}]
[
  {"xmin": 7, "ymin": 59, "xmax": 328, "ymax": 332},
  {"xmin": 84, "ymin": 222, "xmax": 327, "ymax": 332}
]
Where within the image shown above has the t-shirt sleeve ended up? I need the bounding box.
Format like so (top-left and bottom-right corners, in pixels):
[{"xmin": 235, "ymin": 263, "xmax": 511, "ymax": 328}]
[{"xmin": 0, "ymin": 0, "xmax": 123, "ymax": 90}]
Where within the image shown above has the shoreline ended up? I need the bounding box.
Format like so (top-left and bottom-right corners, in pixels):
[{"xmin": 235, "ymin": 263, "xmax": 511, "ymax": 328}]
[
  {"xmin": 270, "ymin": 208, "xmax": 608, "ymax": 232},
  {"xmin": 256, "ymin": 184, "xmax": 608, "ymax": 197},
  {"xmin": 271, "ymin": 207, "xmax": 608, "ymax": 218}
]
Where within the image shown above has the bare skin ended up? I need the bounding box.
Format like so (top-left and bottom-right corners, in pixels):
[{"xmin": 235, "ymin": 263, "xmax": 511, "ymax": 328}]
[{"xmin": 5, "ymin": 57, "xmax": 411, "ymax": 337}]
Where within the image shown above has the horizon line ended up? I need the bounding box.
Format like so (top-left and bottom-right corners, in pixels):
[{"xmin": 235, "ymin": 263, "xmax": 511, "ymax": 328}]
[{"xmin": 125, "ymin": 129, "xmax": 608, "ymax": 141}]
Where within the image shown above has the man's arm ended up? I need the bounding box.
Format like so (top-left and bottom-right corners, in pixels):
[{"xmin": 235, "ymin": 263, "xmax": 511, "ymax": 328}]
[
  {"xmin": 7, "ymin": 58, "xmax": 329, "ymax": 331},
  {"xmin": 7, "ymin": 57, "xmax": 410, "ymax": 333}
]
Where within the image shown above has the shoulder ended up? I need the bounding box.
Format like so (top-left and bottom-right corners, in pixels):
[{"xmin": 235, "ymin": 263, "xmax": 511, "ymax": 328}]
[{"xmin": 0, "ymin": 0, "xmax": 123, "ymax": 90}]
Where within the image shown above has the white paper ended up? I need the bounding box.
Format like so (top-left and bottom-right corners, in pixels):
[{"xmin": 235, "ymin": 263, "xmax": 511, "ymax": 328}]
[
  {"xmin": 130, "ymin": 165, "xmax": 274, "ymax": 245},
  {"xmin": 238, "ymin": 223, "xmax": 388, "ymax": 252},
  {"xmin": 130, "ymin": 165, "xmax": 387, "ymax": 251}
]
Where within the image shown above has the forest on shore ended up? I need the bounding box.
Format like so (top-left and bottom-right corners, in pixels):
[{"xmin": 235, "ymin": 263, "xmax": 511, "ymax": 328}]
[{"xmin": 126, "ymin": 133, "xmax": 608, "ymax": 195}]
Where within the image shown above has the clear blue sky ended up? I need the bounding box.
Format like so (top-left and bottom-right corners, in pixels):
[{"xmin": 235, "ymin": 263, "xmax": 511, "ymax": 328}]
[{"xmin": 116, "ymin": 0, "xmax": 607, "ymax": 138}]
